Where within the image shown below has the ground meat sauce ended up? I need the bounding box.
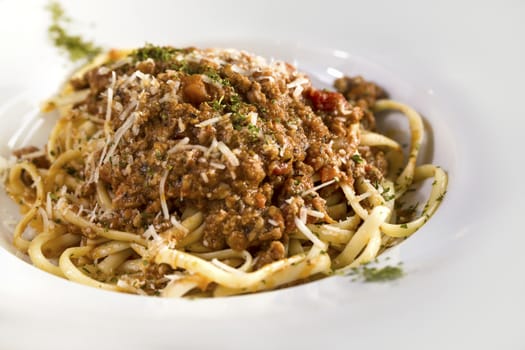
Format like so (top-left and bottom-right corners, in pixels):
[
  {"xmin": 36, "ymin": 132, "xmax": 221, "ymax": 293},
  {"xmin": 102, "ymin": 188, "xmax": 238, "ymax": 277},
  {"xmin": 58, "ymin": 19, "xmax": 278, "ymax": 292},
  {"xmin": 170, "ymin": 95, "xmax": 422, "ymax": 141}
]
[{"xmin": 42, "ymin": 45, "xmax": 388, "ymax": 268}]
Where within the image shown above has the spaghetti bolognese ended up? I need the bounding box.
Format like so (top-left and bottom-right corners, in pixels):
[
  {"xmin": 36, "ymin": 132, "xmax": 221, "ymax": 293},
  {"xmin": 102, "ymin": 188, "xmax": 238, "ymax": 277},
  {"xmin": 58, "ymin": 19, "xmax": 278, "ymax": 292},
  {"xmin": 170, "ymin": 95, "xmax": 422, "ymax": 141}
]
[{"xmin": 3, "ymin": 45, "xmax": 447, "ymax": 297}]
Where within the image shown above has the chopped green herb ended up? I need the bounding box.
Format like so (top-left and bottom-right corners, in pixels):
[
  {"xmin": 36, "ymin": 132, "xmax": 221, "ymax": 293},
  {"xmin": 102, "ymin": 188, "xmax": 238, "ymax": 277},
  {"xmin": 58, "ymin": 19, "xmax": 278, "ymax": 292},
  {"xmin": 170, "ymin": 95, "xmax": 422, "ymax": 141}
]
[
  {"xmin": 247, "ymin": 123, "xmax": 260, "ymax": 139},
  {"xmin": 400, "ymin": 223, "xmax": 408, "ymax": 229},
  {"xmin": 47, "ymin": 1, "xmax": 67, "ymax": 22},
  {"xmin": 351, "ymin": 154, "xmax": 363, "ymax": 164},
  {"xmin": 177, "ymin": 60, "xmax": 196, "ymax": 74},
  {"xmin": 362, "ymin": 265, "xmax": 404, "ymax": 282},
  {"xmin": 229, "ymin": 94, "xmax": 243, "ymax": 113},
  {"xmin": 132, "ymin": 43, "xmax": 179, "ymax": 62},
  {"xmin": 204, "ymin": 69, "xmax": 229, "ymax": 86},
  {"xmin": 381, "ymin": 187, "xmax": 395, "ymax": 201},
  {"xmin": 211, "ymin": 96, "xmax": 225, "ymax": 111},
  {"xmin": 46, "ymin": 2, "xmax": 102, "ymax": 61},
  {"xmin": 383, "ymin": 194, "xmax": 395, "ymax": 202},
  {"xmin": 232, "ymin": 112, "xmax": 246, "ymax": 130}
]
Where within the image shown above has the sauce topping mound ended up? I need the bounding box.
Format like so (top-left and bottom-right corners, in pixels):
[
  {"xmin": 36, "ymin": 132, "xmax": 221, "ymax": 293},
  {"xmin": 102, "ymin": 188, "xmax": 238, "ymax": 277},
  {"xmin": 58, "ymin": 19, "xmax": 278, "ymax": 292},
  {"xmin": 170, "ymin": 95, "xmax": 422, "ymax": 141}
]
[{"xmin": 67, "ymin": 45, "xmax": 386, "ymax": 269}]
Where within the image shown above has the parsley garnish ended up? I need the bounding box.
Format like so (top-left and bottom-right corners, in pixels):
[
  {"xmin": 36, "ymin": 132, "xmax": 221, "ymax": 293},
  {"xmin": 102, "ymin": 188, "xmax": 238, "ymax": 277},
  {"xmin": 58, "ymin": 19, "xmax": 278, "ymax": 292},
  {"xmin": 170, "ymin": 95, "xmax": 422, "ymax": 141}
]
[
  {"xmin": 346, "ymin": 263, "xmax": 404, "ymax": 282},
  {"xmin": 362, "ymin": 266, "xmax": 404, "ymax": 282},
  {"xmin": 204, "ymin": 69, "xmax": 230, "ymax": 86},
  {"xmin": 211, "ymin": 96, "xmax": 225, "ymax": 111},
  {"xmin": 229, "ymin": 94, "xmax": 243, "ymax": 113},
  {"xmin": 247, "ymin": 124, "xmax": 260, "ymax": 139},
  {"xmin": 351, "ymin": 154, "xmax": 363, "ymax": 164},
  {"xmin": 46, "ymin": 2, "xmax": 102, "ymax": 61},
  {"xmin": 381, "ymin": 187, "xmax": 395, "ymax": 201},
  {"xmin": 132, "ymin": 43, "xmax": 180, "ymax": 62}
]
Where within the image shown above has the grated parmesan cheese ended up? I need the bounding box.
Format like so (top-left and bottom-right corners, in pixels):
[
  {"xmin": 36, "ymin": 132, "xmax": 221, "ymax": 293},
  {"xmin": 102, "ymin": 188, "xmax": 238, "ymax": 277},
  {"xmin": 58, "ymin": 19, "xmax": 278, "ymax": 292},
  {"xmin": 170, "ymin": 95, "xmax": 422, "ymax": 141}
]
[
  {"xmin": 293, "ymin": 85, "xmax": 304, "ymax": 99},
  {"xmin": 168, "ymin": 137, "xmax": 189, "ymax": 153},
  {"xmin": 306, "ymin": 209, "xmax": 325, "ymax": 219},
  {"xmin": 210, "ymin": 161, "xmax": 225, "ymax": 170},
  {"xmin": 170, "ymin": 216, "xmax": 189, "ymax": 234},
  {"xmin": 195, "ymin": 115, "xmax": 223, "ymax": 128},
  {"xmin": 355, "ymin": 192, "xmax": 372, "ymax": 202},
  {"xmin": 294, "ymin": 216, "xmax": 326, "ymax": 249},
  {"xmin": 302, "ymin": 178, "xmax": 337, "ymax": 197},
  {"xmin": 205, "ymin": 138, "xmax": 218, "ymax": 157},
  {"xmin": 178, "ymin": 118, "xmax": 186, "ymax": 132},
  {"xmin": 299, "ymin": 207, "xmax": 308, "ymax": 224},
  {"xmin": 200, "ymin": 74, "xmax": 223, "ymax": 88},
  {"xmin": 102, "ymin": 112, "xmax": 137, "ymax": 164},
  {"xmin": 286, "ymin": 77, "xmax": 309, "ymax": 89},
  {"xmin": 104, "ymin": 71, "xmax": 116, "ymax": 127},
  {"xmin": 97, "ymin": 66, "xmax": 110, "ymax": 75},
  {"xmin": 88, "ymin": 203, "xmax": 99, "ymax": 223},
  {"xmin": 143, "ymin": 225, "xmax": 162, "ymax": 241},
  {"xmin": 268, "ymin": 219, "xmax": 279, "ymax": 226},
  {"xmin": 248, "ymin": 111, "xmax": 258, "ymax": 125},
  {"xmin": 217, "ymin": 142, "xmax": 239, "ymax": 167},
  {"xmin": 231, "ymin": 64, "xmax": 249, "ymax": 75},
  {"xmin": 118, "ymin": 100, "xmax": 137, "ymax": 121}
]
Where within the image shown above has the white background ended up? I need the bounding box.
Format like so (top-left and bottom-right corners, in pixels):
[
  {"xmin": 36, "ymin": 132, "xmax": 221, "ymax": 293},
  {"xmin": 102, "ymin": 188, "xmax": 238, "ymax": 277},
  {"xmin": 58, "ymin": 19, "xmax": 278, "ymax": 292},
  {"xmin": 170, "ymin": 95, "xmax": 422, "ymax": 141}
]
[{"xmin": 0, "ymin": 1, "xmax": 524, "ymax": 349}]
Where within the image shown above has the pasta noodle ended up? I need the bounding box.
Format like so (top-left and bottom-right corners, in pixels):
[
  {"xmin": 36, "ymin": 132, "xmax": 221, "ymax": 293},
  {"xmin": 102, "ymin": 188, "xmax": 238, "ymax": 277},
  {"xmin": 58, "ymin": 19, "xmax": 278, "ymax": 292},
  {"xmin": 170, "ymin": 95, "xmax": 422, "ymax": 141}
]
[{"xmin": 2, "ymin": 45, "xmax": 447, "ymax": 297}]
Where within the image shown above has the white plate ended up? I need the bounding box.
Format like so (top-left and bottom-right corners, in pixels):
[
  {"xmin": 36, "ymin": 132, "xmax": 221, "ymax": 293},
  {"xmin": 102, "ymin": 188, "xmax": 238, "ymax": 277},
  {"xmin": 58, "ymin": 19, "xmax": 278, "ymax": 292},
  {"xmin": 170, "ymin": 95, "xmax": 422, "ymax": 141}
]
[{"xmin": 0, "ymin": 1, "xmax": 524, "ymax": 349}]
